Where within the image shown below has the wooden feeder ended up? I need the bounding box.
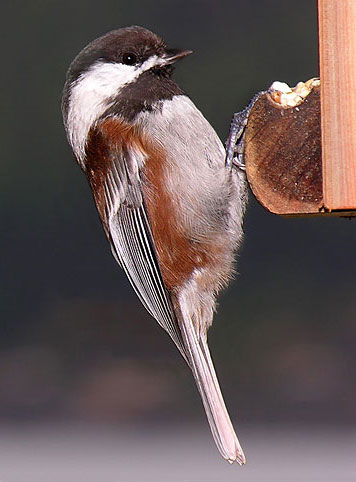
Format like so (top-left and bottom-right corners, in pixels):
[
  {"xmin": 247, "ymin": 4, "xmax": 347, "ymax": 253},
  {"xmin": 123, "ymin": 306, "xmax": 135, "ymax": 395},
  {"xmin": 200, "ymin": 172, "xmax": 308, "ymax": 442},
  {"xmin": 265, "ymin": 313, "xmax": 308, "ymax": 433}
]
[{"xmin": 243, "ymin": 0, "xmax": 356, "ymax": 217}]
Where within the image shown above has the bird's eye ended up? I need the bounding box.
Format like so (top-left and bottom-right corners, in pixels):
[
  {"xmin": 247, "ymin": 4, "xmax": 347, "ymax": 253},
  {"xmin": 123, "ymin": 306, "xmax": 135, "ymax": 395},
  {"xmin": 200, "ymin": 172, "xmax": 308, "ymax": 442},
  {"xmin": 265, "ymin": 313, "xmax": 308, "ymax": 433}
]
[{"xmin": 122, "ymin": 53, "xmax": 138, "ymax": 65}]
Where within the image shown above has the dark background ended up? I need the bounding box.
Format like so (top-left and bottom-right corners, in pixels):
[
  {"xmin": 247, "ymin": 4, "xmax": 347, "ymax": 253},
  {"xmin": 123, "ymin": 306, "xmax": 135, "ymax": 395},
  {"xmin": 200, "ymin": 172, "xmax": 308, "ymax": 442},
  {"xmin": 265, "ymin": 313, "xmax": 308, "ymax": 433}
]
[{"xmin": 1, "ymin": 0, "xmax": 356, "ymax": 479}]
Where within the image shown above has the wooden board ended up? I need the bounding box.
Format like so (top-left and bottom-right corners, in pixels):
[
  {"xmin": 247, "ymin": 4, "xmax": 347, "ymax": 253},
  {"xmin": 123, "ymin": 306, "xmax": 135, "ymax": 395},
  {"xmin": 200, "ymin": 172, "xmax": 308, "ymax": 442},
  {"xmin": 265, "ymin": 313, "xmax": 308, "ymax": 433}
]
[{"xmin": 319, "ymin": 0, "xmax": 356, "ymax": 211}]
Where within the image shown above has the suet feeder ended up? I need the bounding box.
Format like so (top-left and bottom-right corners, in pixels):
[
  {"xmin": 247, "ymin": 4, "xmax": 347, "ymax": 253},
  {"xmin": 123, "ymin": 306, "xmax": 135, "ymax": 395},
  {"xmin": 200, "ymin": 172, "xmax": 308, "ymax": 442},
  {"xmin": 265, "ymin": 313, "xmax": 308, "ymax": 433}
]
[{"xmin": 242, "ymin": 0, "xmax": 356, "ymax": 217}]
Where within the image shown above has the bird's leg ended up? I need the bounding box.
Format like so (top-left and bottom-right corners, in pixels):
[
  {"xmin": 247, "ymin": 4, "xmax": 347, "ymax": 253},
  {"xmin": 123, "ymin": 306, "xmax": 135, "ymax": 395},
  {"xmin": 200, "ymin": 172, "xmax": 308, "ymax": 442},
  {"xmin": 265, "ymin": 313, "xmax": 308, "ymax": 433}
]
[{"xmin": 225, "ymin": 92, "xmax": 265, "ymax": 171}]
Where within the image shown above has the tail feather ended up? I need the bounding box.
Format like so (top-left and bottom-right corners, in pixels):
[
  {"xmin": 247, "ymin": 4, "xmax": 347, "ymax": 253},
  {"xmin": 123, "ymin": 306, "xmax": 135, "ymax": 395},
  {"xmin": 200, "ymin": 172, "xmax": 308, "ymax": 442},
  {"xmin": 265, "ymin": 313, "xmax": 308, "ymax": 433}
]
[{"xmin": 180, "ymin": 316, "xmax": 246, "ymax": 465}]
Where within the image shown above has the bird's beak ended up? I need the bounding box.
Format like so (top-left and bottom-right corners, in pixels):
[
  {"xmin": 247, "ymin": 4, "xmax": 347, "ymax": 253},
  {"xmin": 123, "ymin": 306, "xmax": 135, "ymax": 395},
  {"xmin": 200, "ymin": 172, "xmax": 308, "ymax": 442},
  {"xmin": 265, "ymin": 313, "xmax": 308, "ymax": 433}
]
[{"xmin": 162, "ymin": 48, "xmax": 193, "ymax": 65}]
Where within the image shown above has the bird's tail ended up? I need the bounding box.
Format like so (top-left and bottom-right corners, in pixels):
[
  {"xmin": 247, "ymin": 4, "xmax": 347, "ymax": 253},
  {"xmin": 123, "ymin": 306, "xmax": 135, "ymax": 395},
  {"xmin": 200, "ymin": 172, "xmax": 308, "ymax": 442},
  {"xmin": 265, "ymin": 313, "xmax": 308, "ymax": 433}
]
[{"xmin": 179, "ymin": 315, "xmax": 246, "ymax": 465}]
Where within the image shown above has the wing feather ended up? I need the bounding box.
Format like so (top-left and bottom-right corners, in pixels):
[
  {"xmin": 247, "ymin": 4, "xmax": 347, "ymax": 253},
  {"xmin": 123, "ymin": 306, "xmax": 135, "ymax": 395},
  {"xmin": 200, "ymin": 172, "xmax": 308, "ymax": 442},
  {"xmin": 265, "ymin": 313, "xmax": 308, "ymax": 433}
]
[
  {"xmin": 109, "ymin": 204, "xmax": 188, "ymax": 361},
  {"xmin": 86, "ymin": 122, "xmax": 188, "ymax": 361}
]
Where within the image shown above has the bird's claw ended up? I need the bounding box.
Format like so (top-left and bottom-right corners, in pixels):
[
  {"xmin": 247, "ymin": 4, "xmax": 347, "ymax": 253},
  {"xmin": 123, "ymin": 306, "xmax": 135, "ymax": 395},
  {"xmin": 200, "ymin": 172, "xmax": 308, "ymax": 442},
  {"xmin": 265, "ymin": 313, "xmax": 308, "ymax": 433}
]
[{"xmin": 225, "ymin": 92, "xmax": 265, "ymax": 171}]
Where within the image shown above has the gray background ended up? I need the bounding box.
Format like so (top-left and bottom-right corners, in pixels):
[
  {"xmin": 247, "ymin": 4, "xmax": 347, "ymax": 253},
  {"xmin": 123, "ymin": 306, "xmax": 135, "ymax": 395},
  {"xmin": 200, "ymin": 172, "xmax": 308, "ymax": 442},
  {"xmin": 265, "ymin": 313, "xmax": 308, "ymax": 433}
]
[{"xmin": 1, "ymin": 0, "xmax": 355, "ymax": 480}]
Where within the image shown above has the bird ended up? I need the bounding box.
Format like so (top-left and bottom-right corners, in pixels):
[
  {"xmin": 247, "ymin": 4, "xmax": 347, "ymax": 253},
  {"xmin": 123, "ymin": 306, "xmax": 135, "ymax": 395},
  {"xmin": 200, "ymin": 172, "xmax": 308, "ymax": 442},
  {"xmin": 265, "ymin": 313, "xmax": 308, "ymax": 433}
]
[{"xmin": 62, "ymin": 26, "xmax": 247, "ymax": 465}]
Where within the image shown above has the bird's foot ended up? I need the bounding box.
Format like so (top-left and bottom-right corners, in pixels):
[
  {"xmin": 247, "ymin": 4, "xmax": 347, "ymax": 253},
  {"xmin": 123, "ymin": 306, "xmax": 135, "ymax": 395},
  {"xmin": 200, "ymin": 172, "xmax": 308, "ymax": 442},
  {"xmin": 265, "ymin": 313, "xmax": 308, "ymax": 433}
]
[{"xmin": 225, "ymin": 92, "xmax": 264, "ymax": 171}]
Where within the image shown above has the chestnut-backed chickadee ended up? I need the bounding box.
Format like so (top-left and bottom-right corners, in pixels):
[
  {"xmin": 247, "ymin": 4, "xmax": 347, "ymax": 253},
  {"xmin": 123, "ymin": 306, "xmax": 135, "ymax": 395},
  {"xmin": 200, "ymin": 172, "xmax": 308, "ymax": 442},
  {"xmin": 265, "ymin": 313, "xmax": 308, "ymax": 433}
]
[{"xmin": 62, "ymin": 26, "xmax": 247, "ymax": 464}]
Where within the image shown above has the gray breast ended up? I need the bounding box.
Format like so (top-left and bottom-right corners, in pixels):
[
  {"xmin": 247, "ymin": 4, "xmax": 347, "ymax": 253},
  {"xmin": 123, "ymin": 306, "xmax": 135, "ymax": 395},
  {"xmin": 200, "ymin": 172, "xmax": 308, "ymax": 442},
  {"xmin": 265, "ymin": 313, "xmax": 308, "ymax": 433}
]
[{"xmin": 137, "ymin": 95, "xmax": 245, "ymax": 242}]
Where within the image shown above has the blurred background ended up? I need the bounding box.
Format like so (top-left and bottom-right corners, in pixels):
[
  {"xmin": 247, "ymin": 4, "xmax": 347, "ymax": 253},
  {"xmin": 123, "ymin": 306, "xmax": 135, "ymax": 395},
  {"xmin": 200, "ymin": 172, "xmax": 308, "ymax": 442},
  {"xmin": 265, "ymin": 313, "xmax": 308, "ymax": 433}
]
[{"xmin": 1, "ymin": 0, "xmax": 356, "ymax": 480}]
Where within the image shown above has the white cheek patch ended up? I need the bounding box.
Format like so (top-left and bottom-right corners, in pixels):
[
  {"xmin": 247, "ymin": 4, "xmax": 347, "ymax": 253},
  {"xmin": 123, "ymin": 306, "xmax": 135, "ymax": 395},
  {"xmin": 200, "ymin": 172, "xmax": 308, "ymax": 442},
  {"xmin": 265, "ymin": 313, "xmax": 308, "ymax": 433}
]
[{"xmin": 66, "ymin": 55, "xmax": 159, "ymax": 164}]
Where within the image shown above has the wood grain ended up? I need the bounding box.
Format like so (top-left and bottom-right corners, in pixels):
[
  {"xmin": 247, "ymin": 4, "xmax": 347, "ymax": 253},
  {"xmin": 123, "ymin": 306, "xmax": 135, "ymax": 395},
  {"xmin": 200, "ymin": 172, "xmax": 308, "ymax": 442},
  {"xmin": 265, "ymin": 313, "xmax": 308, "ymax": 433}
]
[
  {"xmin": 245, "ymin": 86, "xmax": 323, "ymax": 216},
  {"xmin": 318, "ymin": 0, "xmax": 356, "ymax": 211}
]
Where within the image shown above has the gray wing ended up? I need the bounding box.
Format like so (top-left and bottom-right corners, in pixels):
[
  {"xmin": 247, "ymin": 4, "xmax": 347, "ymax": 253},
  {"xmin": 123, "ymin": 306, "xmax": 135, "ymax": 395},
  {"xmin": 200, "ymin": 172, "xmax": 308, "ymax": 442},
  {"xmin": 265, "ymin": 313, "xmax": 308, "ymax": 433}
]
[{"xmin": 99, "ymin": 142, "xmax": 188, "ymax": 362}]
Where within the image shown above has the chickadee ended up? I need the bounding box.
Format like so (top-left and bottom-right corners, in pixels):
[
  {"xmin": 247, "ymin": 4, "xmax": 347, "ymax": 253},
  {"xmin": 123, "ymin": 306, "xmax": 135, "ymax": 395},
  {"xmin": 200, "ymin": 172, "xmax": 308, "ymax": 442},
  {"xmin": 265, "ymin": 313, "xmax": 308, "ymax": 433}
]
[{"xmin": 62, "ymin": 26, "xmax": 247, "ymax": 464}]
